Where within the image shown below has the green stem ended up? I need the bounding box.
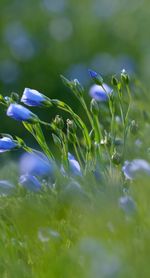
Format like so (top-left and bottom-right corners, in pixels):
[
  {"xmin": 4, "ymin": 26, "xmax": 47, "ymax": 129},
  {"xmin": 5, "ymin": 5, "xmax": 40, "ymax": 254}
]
[
  {"xmin": 23, "ymin": 122, "xmax": 54, "ymax": 160},
  {"xmin": 75, "ymin": 135, "xmax": 85, "ymax": 163},
  {"xmin": 73, "ymin": 142, "xmax": 83, "ymax": 168},
  {"xmin": 80, "ymin": 97, "xmax": 93, "ymax": 127},
  {"xmin": 51, "ymin": 99, "xmax": 92, "ymax": 160}
]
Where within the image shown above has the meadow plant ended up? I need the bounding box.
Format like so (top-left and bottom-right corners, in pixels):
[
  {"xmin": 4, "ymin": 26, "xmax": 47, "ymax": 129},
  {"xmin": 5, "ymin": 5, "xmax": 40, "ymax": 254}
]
[
  {"xmin": 0, "ymin": 68, "xmax": 148, "ymax": 189},
  {"xmin": 1, "ymin": 69, "xmax": 150, "ymax": 277}
]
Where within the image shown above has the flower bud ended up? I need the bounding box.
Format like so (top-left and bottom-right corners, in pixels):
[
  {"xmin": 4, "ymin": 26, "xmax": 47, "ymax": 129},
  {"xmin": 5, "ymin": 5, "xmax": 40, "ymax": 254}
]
[
  {"xmin": 111, "ymin": 75, "xmax": 118, "ymax": 86},
  {"xmin": 111, "ymin": 152, "xmax": 122, "ymax": 165},
  {"xmin": 90, "ymin": 98, "xmax": 99, "ymax": 115},
  {"xmin": 60, "ymin": 75, "xmax": 72, "ymax": 88},
  {"xmin": 130, "ymin": 120, "xmax": 138, "ymax": 135},
  {"xmin": 88, "ymin": 69, "xmax": 103, "ymax": 86},
  {"xmin": 121, "ymin": 69, "xmax": 129, "ymax": 84},
  {"xmin": 53, "ymin": 115, "xmax": 64, "ymax": 130},
  {"xmin": 11, "ymin": 92, "xmax": 19, "ymax": 102},
  {"xmin": 67, "ymin": 119, "xmax": 77, "ymax": 134},
  {"xmin": 73, "ymin": 79, "xmax": 84, "ymax": 97},
  {"xmin": 67, "ymin": 120, "xmax": 76, "ymax": 143}
]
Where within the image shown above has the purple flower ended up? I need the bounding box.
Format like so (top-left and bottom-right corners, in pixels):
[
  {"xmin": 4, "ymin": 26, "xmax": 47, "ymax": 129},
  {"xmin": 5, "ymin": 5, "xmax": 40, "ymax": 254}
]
[
  {"xmin": 122, "ymin": 159, "xmax": 150, "ymax": 180},
  {"xmin": 19, "ymin": 151, "xmax": 54, "ymax": 178},
  {"xmin": 19, "ymin": 174, "xmax": 41, "ymax": 192},
  {"xmin": 21, "ymin": 88, "xmax": 51, "ymax": 107},
  {"xmin": 7, "ymin": 103, "xmax": 39, "ymax": 123},
  {"xmin": 0, "ymin": 137, "xmax": 17, "ymax": 153},
  {"xmin": 0, "ymin": 180, "xmax": 15, "ymax": 196},
  {"xmin": 89, "ymin": 83, "xmax": 112, "ymax": 101}
]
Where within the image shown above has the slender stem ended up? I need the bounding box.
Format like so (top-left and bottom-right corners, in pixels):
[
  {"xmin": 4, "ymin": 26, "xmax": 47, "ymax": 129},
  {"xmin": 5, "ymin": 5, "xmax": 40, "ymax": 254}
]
[
  {"xmin": 80, "ymin": 97, "xmax": 93, "ymax": 127},
  {"xmin": 75, "ymin": 135, "xmax": 85, "ymax": 163},
  {"xmin": 73, "ymin": 142, "xmax": 83, "ymax": 168},
  {"xmin": 51, "ymin": 99, "xmax": 91, "ymax": 151},
  {"xmin": 59, "ymin": 130, "xmax": 69, "ymax": 172}
]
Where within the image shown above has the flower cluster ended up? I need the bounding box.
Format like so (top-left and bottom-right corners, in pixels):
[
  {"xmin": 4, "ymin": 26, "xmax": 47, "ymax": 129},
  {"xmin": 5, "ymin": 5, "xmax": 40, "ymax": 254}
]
[{"xmin": 0, "ymin": 68, "xmax": 149, "ymax": 199}]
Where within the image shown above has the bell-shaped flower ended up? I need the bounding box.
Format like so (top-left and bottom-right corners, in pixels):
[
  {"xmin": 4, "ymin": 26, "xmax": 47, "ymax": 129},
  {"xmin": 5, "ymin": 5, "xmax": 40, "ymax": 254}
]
[
  {"xmin": 61, "ymin": 153, "xmax": 82, "ymax": 177},
  {"xmin": 89, "ymin": 83, "xmax": 112, "ymax": 101},
  {"xmin": 19, "ymin": 174, "xmax": 41, "ymax": 192},
  {"xmin": 68, "ymin": 153, "xmax": 82, "ymax": 176},
  {"xmin": 21, "ymin": 88, "xmax": 51, "ymax": 107},
  {"xmin": 19, "ymin": 151, "xmax": 54, "ymax": 178},
  {"xmin": 122, "ymin": 159, "xmax": 150, "ymax": 180},
  {"xmin": 7, "ymin": 103, "xmax": 39, "ymax": 123},
  {"xmin": 0, "ymin": 137, "xmax": 17, "ymax": 153}
]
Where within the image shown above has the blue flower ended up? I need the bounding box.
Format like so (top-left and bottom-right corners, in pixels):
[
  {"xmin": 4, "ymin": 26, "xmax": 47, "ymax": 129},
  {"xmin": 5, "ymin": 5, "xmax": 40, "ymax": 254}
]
[
  {"xmin": 119, "ymin": 196, "xmax": 136, "ymax": 215},
  {"xmin": 122, "ymin": 159, "xmax": 150, "ymax": 180},
  {"xmin": 68, "ymin": 153, "xmax": 82, "ymax": 176},
  {"xmin": 19, "ymin": 174, "xmax": 41, "ymax": 192},
  {"xmin": 0, "ymin": 137, "xmax": 17, "ymax": 153},
  {"xmin": 60, "ymin": 153, "xmax": 82, "ymax": 177},
  {"xmin": 21, "ymin": 88, "xmax": 51, "ymax": 107},
  {"xmin": 7, "ymin": 103, "xmax": 39, "ymax": 123},
  {"xmin": 0, "ymin": 180, "xmax": 15, "ymax": 196},
  {"xmin": 89, "ymin": 83, "xmax": 112, "ymax": 101},
  {"xmin": 19, "ymin": 151, "xmax": 54, "ymax": 178}
]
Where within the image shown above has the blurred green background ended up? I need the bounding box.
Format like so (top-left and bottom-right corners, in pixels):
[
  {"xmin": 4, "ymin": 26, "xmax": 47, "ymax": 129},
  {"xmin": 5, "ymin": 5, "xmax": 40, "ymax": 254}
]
[{"xmin": 0, "ymin": 0, "xmax": 149, "ymax": 137}]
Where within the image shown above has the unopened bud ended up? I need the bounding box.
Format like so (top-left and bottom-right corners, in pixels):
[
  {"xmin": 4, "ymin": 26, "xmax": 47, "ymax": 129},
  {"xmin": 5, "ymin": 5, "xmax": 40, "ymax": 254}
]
[
  {"xmin": 53, "ymin": 115, "xmax": 64, "ymax": 129},
  {"xmin": 60, "ymin": 75, "xmax": 72, "ymax": 88},
  {"xmin": 111, "ymin": 152, "xmax": 122, "ymax": 165},
  {"xmin": 90, "ymin": 98, "xmax": 99, "ymax": 115},
  {"xmin": 130, "ymin": 120, "xmax": 138, "ymax": 135},
  {"xmin": 88, "ymin": 69, "xmax": 103, "ymax": 86},
  {"xmin": 73, "ymin": 79, "xmax": 84, "ymax": 97},
  {"xmin": 121, "ymin": 69, "xmax": 129, "ymax": 84},
  {"xmin": 67, "ymin": 119, "xmax": 77, "ymax": 134},
  {"xmin": 111, "ymin": 76, "xmax": 118, "ymax": 86},
  {"xmin": 11, "ymin": 92, "xmax": 19, "ymax": 102},
  {"xmin": 67, "ymin": 119, "xmax": 77, "ymax": 143}
]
